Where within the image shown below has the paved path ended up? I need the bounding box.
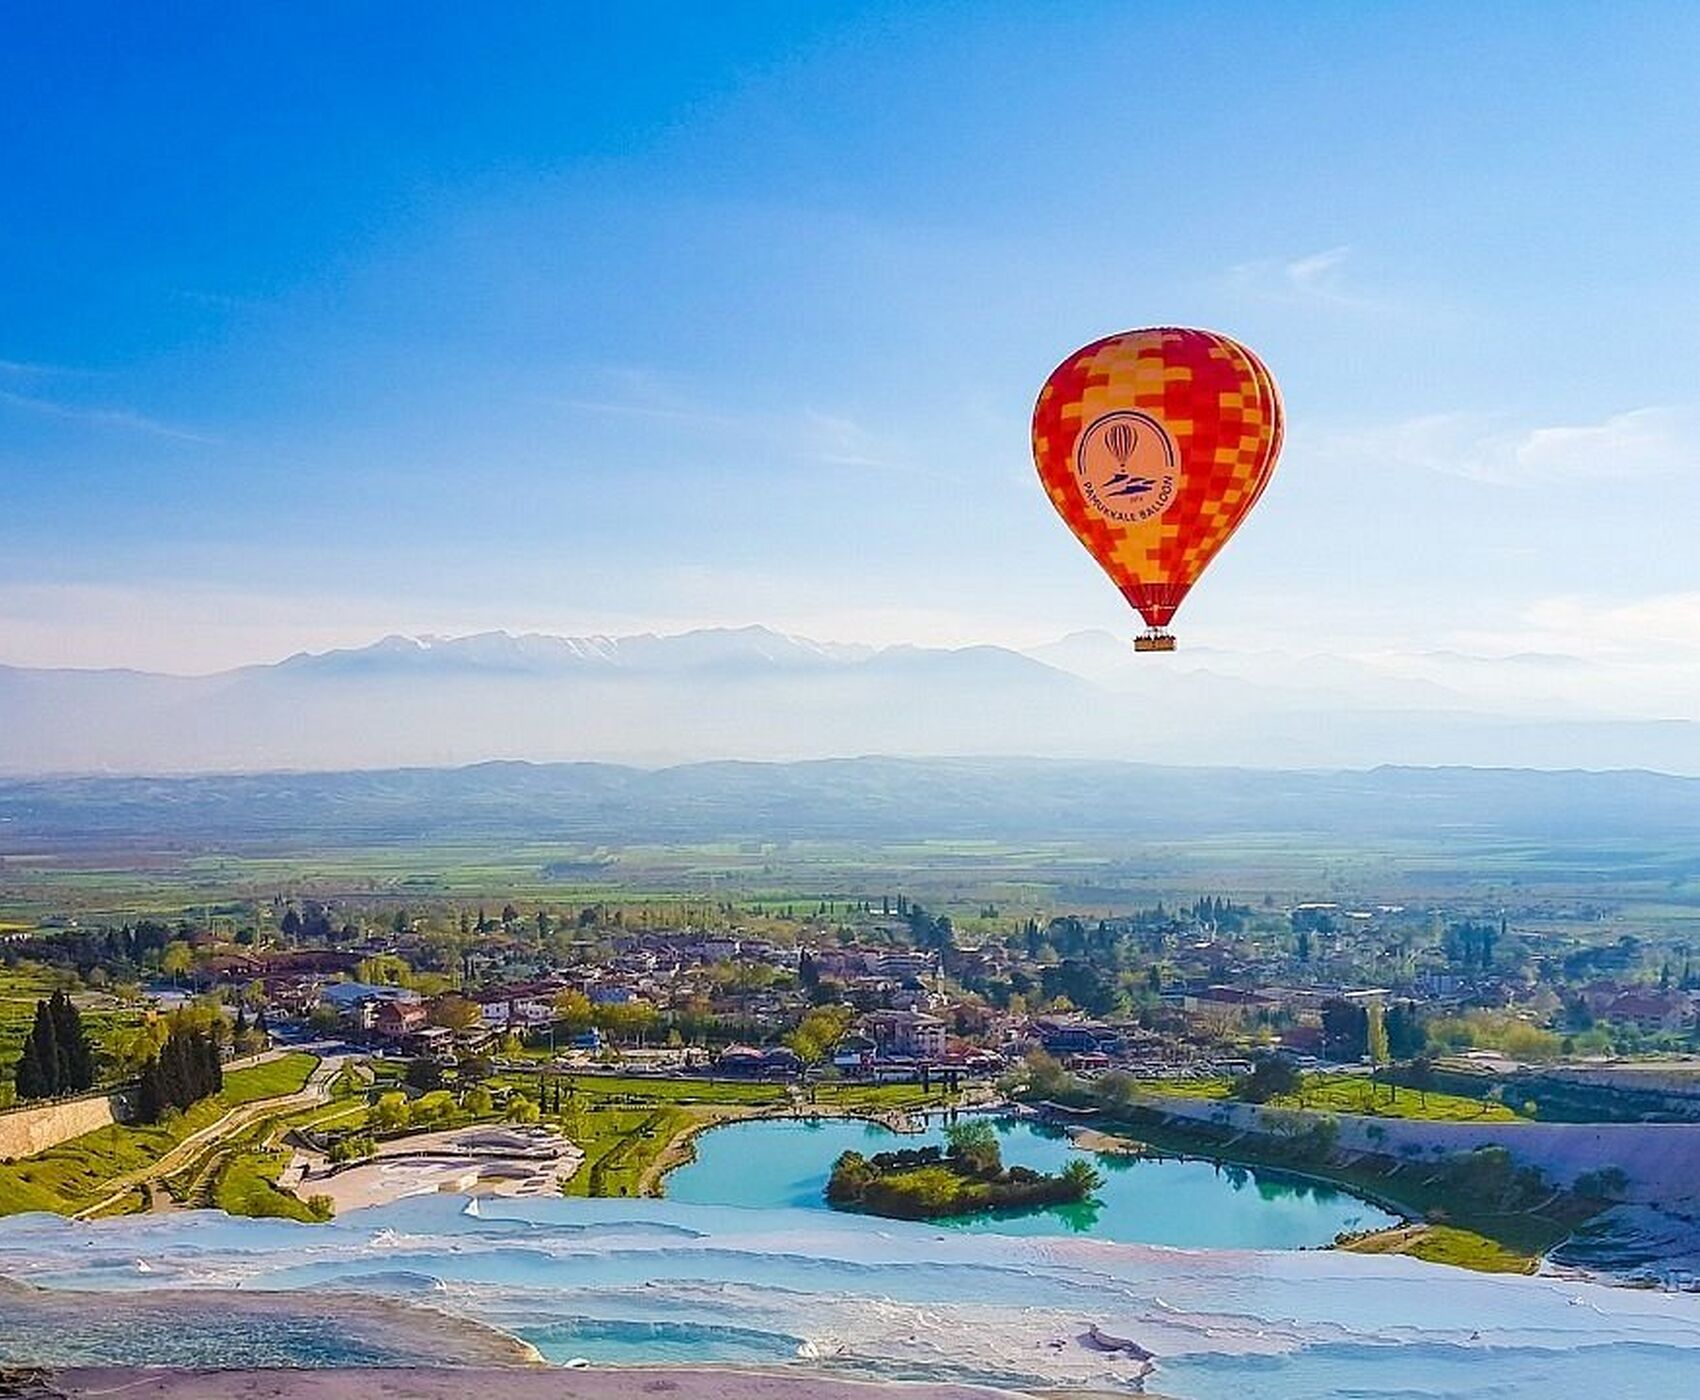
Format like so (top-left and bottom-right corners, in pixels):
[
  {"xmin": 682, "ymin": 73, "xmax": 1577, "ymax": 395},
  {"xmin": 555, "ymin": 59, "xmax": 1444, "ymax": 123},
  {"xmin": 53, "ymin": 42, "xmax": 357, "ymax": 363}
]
[{"xmin": 74, "ymin": 1055, "xmax": 344, "ymax": 1219}]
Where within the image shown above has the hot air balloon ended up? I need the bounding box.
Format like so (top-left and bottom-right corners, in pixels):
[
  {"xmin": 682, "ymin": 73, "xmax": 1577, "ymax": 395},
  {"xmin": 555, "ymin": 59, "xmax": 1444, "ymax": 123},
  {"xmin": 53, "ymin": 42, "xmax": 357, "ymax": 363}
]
[{"xmin": 1032, "ymin": 326, "xmax": 1283, "ymax": 651}]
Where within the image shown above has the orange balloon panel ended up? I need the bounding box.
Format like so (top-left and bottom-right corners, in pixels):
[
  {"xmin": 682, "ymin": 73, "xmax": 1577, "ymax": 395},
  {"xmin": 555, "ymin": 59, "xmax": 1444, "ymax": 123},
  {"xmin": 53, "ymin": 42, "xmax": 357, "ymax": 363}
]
[{"xmin": 1032, "ymin": 327, "xmax": 1283, "ymax": 632}]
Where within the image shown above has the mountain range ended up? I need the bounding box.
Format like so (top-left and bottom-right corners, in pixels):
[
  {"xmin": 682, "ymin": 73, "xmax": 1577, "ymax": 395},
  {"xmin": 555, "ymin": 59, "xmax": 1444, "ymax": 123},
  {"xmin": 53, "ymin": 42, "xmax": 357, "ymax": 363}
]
[
  {"xmin": 2, "ymin": 625, "xmax": 1699, "ymax": 776},
  {"xmin": 3, "ymin": 757, "xmax": 1698, "ymax": 855}
]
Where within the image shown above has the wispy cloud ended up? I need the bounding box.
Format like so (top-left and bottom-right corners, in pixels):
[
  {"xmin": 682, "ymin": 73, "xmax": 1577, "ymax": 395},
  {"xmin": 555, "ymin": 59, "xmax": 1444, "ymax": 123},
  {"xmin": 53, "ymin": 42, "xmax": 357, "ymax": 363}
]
[
  {"xmin": 0, "ymin": 387, "xmax": 218, "ymax": 444},
  {"xmin": 552, "ymin": 371, "xmax": 904, "ymax": 472},
  {"xmin": 1455, "ymin": 591, "xmax": 1700, "ymax": 661},
  {"xmin": 1329, "ymin": 406, "xmax": 1692, "ymax": 485},
  {"xmin": 1226, "ymin": 244, "xmax": 1375, "ymax": 307},
  {"xmin": 0, "ymin": 357, "xmax": 89, "ymax": 378},
  {"xmin": 172, "ymin": 287, "xmax": 266, "ymax": 312}
]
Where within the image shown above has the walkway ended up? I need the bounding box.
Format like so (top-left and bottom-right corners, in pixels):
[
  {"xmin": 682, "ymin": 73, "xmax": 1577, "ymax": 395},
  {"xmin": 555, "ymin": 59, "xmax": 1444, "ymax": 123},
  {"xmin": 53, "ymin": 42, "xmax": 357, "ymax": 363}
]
[{"xmin": 73, "ymin": 1055, "xmax": 344, "ymax": 1219}]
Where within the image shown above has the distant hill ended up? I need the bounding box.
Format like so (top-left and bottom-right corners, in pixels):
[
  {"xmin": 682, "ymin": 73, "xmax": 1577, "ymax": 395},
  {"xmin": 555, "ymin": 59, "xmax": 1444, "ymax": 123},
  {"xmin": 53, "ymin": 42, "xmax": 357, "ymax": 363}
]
[
  {"xmin": 3, "ymin": 626, "xmax": 1700, "ymax": 776},
  {"xmin": 2, "ymin": 757, "xmax": 1698, "ymax": 853}
]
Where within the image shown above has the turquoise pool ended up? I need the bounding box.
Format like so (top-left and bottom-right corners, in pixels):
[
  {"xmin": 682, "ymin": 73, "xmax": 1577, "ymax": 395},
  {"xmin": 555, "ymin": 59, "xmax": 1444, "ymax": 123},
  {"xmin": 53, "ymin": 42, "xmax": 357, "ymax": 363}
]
[{"xmin": 664, "ymin": 1113, "xmax": 1398, "ymax": 1248}]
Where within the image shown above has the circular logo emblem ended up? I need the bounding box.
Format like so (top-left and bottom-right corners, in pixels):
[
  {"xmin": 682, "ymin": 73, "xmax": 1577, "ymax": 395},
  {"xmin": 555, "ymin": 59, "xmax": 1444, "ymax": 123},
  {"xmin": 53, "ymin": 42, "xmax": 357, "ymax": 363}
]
[{"xmin": 1074, "ymin": 411, "xmax": 1179, "ymax": 523}]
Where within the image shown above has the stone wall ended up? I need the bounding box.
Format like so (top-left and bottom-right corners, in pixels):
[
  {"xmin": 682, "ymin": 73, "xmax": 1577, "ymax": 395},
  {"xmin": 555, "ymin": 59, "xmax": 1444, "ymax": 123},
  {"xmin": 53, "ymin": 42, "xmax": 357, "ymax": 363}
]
[{"xmin": 0, "ymin": 1091, "xmax": 128, "ymax": 1160}]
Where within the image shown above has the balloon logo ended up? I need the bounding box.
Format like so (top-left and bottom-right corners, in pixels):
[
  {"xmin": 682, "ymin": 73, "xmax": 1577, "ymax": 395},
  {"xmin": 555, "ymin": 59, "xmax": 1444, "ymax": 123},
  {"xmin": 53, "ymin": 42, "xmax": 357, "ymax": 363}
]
[
  {"xmin": 1033, "ymin": 326, "xmax": 1282, "ymax": 652},
  {"xmin": 1103, "ymin": 421, "xmax": 1135, "ymax": 465}
]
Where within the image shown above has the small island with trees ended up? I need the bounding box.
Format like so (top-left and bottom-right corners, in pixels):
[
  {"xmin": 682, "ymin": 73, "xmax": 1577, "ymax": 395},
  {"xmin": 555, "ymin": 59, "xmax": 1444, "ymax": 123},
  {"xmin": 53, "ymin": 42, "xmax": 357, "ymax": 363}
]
[{"xmin": 826, "ymin": 1119, "xmax": 1102, "ymax": 1221}]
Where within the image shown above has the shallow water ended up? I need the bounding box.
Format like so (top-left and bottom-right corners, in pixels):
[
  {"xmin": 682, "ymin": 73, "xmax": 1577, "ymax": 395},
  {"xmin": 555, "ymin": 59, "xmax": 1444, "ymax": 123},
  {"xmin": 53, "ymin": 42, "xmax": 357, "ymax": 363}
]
[
  {"xmin": 667, "ymin": 1115, "xmax": 1397, "ymax": 1247},
  {"xmin": 2, "ymin": 1195, "xmax": 1699, "ymax": 1397}
]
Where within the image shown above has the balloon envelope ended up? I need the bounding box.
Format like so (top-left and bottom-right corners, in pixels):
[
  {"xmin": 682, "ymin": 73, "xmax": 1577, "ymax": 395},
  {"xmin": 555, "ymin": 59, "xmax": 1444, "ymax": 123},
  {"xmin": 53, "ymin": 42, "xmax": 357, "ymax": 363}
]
[{"xmin": 1032, "ymin": 327, "xmax": 1283, "ymax": 637}]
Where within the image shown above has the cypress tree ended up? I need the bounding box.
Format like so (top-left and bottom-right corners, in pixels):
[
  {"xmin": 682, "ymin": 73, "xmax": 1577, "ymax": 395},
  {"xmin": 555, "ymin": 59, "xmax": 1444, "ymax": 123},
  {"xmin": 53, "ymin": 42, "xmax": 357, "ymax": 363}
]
[
  {"xmin": 204, "ymin": 1032, "xmax": 224, "ymax": 1097},
  {"xmin": 50, "ymin": 990, "xmax": 96, "ymax": 1092},
  {"xmin": 13, "ymin": 1025, "xmax": 48, "ymax": 1100},
  {"xmin": 26, "ymin": 1001, "xmax": 62, "ymax": 1097},
  {"xmin": 136, "ymin": 1057, "xmax": 163, "ymax": 1123},
  {"xmin": 157, "ymin": 1031, "xmax": 186, "ymax": 1110},
  {"xmin": 255, "ymin": 1006, "xmax": 270, "ymax": 1042}
]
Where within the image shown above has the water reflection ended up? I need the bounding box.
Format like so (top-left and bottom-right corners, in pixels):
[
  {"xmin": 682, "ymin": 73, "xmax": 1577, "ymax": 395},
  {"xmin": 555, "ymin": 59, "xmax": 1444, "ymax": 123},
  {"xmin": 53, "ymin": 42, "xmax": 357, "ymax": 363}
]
[{"xmin": 667, "ymin": 1115, "xmax": 1399, "ymax": 1248}]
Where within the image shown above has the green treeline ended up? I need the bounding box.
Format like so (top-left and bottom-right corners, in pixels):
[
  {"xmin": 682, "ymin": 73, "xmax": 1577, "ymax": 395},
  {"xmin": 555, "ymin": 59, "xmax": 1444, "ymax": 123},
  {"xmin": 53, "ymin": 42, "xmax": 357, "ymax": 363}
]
[
  {"xmin": 11, "ymin": 991, "xmax": 98, "ymax": 1100},
  {"xmin": 135, "ymin": 1025, "xmax": 223, "ymax": 1123}
]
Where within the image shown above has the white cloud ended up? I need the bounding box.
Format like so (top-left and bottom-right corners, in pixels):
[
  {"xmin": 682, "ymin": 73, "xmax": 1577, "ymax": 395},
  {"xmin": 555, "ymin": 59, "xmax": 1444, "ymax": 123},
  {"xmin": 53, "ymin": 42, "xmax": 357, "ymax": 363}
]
[
  {"xmin": 1283, "ymin": 245, "xmax": 1353, "ymax": 293},
  {"xmin": 0, "ymin": 387, "xmax": 217, "ymax": 444},
  {"xmin": 1455, "ymin": 592, "xmax": 1700, "ymax": 659},
  {"xmin": 554, "ymin": 371, "xmax": 905, "ymax": 472},
  {"xmin": 1326, "ymin": 406, "xmax": 1693, "ymax": 485},
  {"xmin": 1226, "ymin": 244, "xmax": 1372, "ymax": 307}
]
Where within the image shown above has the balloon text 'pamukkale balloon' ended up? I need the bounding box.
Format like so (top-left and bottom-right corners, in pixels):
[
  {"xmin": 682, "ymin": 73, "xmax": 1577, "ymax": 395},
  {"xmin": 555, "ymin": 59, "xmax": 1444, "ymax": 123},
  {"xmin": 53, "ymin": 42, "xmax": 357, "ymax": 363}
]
[{"xmin": 1032, "ymin": 327, "xmax": 1283, "ymax": 651}]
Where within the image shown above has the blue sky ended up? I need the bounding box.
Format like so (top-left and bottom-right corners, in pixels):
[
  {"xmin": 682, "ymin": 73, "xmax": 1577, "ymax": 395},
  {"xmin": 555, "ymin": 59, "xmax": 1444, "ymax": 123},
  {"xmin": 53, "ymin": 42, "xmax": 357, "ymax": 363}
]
[{"xmin": 3, "ymin": 2, "xmax": 1699, "ymax": 692}]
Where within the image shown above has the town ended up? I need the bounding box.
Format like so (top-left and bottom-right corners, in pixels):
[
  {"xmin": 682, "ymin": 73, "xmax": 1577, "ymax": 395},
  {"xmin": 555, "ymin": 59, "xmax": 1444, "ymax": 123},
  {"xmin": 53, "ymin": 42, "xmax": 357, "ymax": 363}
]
[{"xmin": 6, "ymin": 881, "xmax": 1700, "ymax": 1243}]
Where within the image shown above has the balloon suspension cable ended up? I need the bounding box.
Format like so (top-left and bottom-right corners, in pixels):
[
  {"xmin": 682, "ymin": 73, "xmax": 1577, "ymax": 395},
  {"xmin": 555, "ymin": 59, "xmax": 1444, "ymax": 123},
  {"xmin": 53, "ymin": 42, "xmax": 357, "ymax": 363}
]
[{"xmin": 1133, "ymin": 628, "xmax": 1176, "ymax": 653}]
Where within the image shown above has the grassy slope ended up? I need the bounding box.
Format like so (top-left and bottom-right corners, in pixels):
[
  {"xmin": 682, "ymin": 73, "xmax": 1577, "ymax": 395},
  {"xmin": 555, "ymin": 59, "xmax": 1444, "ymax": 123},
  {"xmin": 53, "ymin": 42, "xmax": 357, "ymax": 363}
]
[
  {"xmin": 1340, "ymin": 1222, "xmax": 1536, "ymax": 1273},
  {"xmin": 1134, "ymin": 1073, "xmax": 1523, "ymax": 1123},
  {"xmin": 0, "ymin": 1052, "xmax": 317, "ymax": 1216}
]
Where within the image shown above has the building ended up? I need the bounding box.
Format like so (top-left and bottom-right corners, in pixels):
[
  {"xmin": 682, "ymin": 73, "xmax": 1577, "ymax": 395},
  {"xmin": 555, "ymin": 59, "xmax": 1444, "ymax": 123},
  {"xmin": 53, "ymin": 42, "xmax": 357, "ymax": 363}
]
[
  {"xmin": 862, "ymin": 1010, "xmax": 947, "ymax": 1060},
  {"xmin": 1034, "ymin": 1017, "xmax": 1122, "ymax": 1058},
  {"xmin": 473, "ymin": 981, "xmax": 559, "ymax": 1031},
  {"xmin": 1604, "ymin": 991, "xmax": 1693, "ymax": 1034},
  {"xmin": 319, "ymin": 982, "xmax": 420, "ymax": 1033},
  {"xmin": 373, "ymin": 999, "xmax": 429, "ymax": 1040}
]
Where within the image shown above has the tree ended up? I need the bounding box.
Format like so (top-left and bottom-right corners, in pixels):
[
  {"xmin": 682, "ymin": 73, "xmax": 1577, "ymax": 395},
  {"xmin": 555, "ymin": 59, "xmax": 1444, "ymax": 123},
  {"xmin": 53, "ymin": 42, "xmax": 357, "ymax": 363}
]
[
  {"xmin": 1060, "ymin": 1157, "xmax": 1104, "ymax": 1198},
  {"xmin": 1018, "ymin": 1049, "xmax": 1075, "ymax": 1101},
  {"xmin": 1366, "ymin": 1002, "xmax": 1389, "ymax": 1067},
  {"xmin": 12, "ymin": 1010, "xmax": 50, "ymax": 1101},
  {"xmin": 279, "ymin": 908, "xmax": 303, "ymax": 940},
  {"xmin": 1384, "ymin": 1001, "xmax": 1427, "ymax": 1059},
  {"xmin": 371, "ymin": 1091, "xmax": 411, "ymax": 1133},
  {"xmin": 553, "ymin": 989, "xmax": 594, "ymax": 1035},
  {"xmin": 944, "ymin": 1119, "xmax": 1002, "ymax": 1176},
  {"xmin": 49, "ymin": 991, "xmax": 96, "ymax": 1092},
  {"xmin": 596, "ymin": 1000, "xmax": 658, "ymax": 1044},
  {"xmin": 1093, "ymin": 1070, "xmax": 1140, "ymax": 1112},
  {"xmin": 132, "ymin": 1025, "xmax": 221, "ymax": 1123},
  {"xmin": 161, "ymin": 940, "xmax": 194, "ymax": 985},
  {"xmin": 1320, "ymin": 998, "xmax": 1371, "ymax": 1061},
  {"xmin": 405, "ymin": 1057, "xmax": 445, "ymax": 1091},
  {"xmin": 428, "ymin": 993, "xmax": 482, "ymax": 1031},
  {"xmin": 1234, "ymin": 1055, "xmax": 1302, "ymax": 1104},
  {"xmin": 24, "ymin": 1000, "xmax": 61, "ymax": 1098},
  {"xmin": 786, "ymin": 1005, "xmax": 853, "ymax": 1065},
  {"xmin": 1407, "ymin": 1054, "xmax": 1436, "ymax": 1109},
  {"xmin": 135, "ymin": 1055, "xmax": 163, "ymax": 1123}
]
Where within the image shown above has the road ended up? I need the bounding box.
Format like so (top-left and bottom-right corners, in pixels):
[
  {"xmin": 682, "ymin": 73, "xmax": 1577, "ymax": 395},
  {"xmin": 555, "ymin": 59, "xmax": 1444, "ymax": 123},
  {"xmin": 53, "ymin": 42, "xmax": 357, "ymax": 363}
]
[{"xmin": 74, "ymin": 1054, "xmax": 346, "ymax": 1220}]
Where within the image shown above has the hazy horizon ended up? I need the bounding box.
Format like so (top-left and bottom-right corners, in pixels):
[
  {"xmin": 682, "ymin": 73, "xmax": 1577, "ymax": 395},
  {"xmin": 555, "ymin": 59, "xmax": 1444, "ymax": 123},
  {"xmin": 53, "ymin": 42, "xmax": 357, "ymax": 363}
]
[{"xmin": 5, "ymin": 620, "xmax": 1700, "ymax": 778}]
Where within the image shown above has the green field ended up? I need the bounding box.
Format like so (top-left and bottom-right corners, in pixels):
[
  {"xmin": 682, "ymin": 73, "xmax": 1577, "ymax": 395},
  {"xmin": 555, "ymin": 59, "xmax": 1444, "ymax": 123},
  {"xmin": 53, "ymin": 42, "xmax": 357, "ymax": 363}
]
[
  {"xmin": 1131, "ymin": 1073, "xmax": 1524, "ymax": 1123},
  {"xmin": 0, "ymin": 1052, "xmax": 317, "ymax": 1216},
  {"xmin": 1341, "ymin": 1222, "xmax": 1538, "ymax": 1274},
  {"xmin": 0, "ymin": 967, "xmax": 144, "ymax": 1109}
]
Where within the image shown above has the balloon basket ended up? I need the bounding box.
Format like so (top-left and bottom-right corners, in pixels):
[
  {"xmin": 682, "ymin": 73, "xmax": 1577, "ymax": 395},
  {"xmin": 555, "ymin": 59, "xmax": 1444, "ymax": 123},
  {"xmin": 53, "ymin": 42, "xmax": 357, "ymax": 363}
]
[{"xmin": 1133, "ymin": 630, "xmax": 1176, "ymax": 653}]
